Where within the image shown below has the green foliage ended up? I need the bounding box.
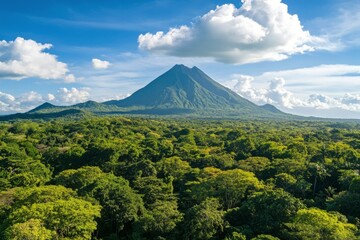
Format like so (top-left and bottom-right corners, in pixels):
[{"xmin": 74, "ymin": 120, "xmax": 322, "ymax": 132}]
[
  {"xmin": 327, "ymin": 191, "xmax": 360, "ymax": 218},
  {"xmin": 8, "ymin": 199, "xmax": 101, "ymax": 240},
  {"xmin": 227, "ymin": 137, "xmax": 255, "ymax": 159},
  {"xmin": 53, "ymin": 166, "xmax": 104, "ymax": 191},
  {"xmin": 192, "ymin": 169, "xmax": 263, "ymax": 209},
  {"xmin": 183, "ymin": 198, "xmax": 225, "ymax": 240},
  {"xmin": 133, "ymin": 176, "xmax": 173, "ymax": 206},
  {"xmin": 349, "ymin": 176, "xmax": 360, "ymax": 193},
  {"xmin": 0, "ymin": 185, "xmax": 100, "ymax": 240},
  {"xmin": 136, "ymin": 200, "xmax": 183, "ymax": 239},
  {"xmin": 156, "ymin": 156, "xmax": 191, "ymax": 180},
  {"xmin": 237, "ymin": 156, "xmax": 271, "ymax": 174},
  {"xmin": 89, "ymin": 174, "xmax": 145, "ymax": 236},
  {"xmin": 1, "ymin": 117, "xmax": 360, "ymax": 239},
  {"xmin": 4, "ymin": 219, "xmax": 53, "ymax": 240},
  {"xmin": 285, "ymin": 208, "xmax": 358, "ymax": 240},
  {"xmin": 236, "ymin": 189, "xmax": 304, "ymax": 236},
  {"xmin": 251, "ymin": 235, "xmax": 280, "ymax": 240}
]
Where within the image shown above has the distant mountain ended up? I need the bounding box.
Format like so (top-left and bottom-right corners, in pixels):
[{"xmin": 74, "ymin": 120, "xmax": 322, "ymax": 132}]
[
  {"xmin": 0, "ymin": 64, "xmax": 293, "ymax": 120},
  {"xmin": 27, "ymin": 102, "xmax": 59, "ymax": 113},
  {"xmin": 104, "ymin": 64, "xmax": 285, "ymax": 117},
  {"xmin": 105, "ymin": 64, "xmax": 251, "ymax": 108},
  {"xmin": 0, "ymin": 109, "xmax": 90, "ymax": 121}
]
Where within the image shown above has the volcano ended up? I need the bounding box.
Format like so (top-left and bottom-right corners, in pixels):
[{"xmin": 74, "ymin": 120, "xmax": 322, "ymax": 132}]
[{"xmin": 1, "ymin": 64, "xmax": 292, "ymax": 120}]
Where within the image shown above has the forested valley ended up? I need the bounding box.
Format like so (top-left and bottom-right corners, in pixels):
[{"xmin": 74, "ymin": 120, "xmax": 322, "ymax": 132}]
[{"xmin": 1, "ymin": 117, "xmax": 360, "ymax": 240}]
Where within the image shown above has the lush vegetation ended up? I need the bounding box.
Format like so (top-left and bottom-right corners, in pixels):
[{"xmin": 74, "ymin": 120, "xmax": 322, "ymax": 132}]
[{"xmin": 0, "ymin": 117, "xmax": 360, "ymax": 239}]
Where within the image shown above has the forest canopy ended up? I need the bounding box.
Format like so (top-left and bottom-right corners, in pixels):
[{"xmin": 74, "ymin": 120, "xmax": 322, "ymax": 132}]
[{"xmin": 0, "ymin": 117, "xmax": 360, "ymax": 239}]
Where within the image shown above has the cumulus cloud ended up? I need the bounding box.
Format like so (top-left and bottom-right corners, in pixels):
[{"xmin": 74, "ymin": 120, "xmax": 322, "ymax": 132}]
[
  {"xmin": 0, "ymin": 87, "xmax": 91, "ymax": 113},
  {"xmin": 0, "ymin": 91, "xmax": 46, "ymax": 113},
  {"xmin": 138, "ymin": 0, "xmax": 323, "ymax": 64},
  {"xmin": 46, "ymin": 94, "xmax": 56, "ymax": 101},
  {"xmin": 92, "ymin": 58, "xmax": 111, "ymax": 69},
  {"xmin": 308, "ymin": 94, "xmax": 360, "ymax": 111},
  {"xmin": 0, "ymin": 37, "xmax": 75, "ymax": 81},
  {"xmin": 230, "ymin": 73, "xmax": 360, "ymax": 112},
  {"xmin": 232, "ymin": 75, "xmax": 306, "ymax": 108},
  {"xmin": 0, "ymin": 92, "xmax": 16, "ymax": 104},
  {"xmin": 56, "ymin": 87, "xmax": 90, "ymax": 104},
  {"xmin": 0, "ymin": 92, "xmax": 17, "ymax": 112}
]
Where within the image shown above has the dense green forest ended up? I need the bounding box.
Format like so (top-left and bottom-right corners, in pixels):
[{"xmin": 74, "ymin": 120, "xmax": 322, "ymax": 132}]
[{"xmin": 1, "ymin": 117, "xmax": 360, "ymax": 239}]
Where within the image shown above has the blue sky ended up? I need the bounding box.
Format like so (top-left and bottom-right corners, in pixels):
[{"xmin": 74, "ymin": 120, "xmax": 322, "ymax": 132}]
[{"xmin": 1, "ymin": 0, "xmax": 360, "ymax": 118}]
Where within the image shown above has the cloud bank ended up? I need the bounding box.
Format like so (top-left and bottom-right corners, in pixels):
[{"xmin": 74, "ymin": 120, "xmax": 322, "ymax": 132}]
[
  {"xmin": 92, "ymin": 58, "xmax": 111, "ymax": 69},
  {"xmin": 230, "ymin": 72, "xmax": 360, "ymax": 112},
  {"xmin": 0, "ymin": 37, "xmax": 75, "ymax": 81},
  {"xmin": 138, "ymin": 0, "xmax": 323, "ymax": 64}
]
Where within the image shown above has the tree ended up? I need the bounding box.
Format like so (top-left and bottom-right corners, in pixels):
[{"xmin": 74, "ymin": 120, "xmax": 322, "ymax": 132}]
[
  {"xmin": 183, "ymin": 198, "xmax": 225, "ymax": 240},
  {"xmin": 89, "ymin": 174, "xmax": 145, "ymax": 237},
  {"xmin": 237, "ymin": 189, "xmax": 304, "ymax": 236},
  {"xmin": 309, "ymin": 163, "xmax": 330, "ymax": 196},
  {"xmin": 237, "ymin": 157, "xmax": 271, "ymax": 175},
  {"xmin": 338, "ymin": 170, "xmax": 359, "ymax": 191},
  {"xmin": 0, "ymin": 185, "xmax": 100, "ymax": 240},
  {"xmin": 285, "ymin": 208, "xmax": 357, "ymax": 240},
  {"xmin": 227, "ymin": 137, "xmax": 255, "ymax": 159},
  {"xmin": 7, "ymin": 198, "xmax": 101, "ymax": 240},
  {"xmin": 191, "ymin": 169, "xmax": 263, "ymax": 209},
  {"xmin": 55, "ymin": 167, "xmax": 145, "ymax": 237},
  {"xmin": 273, "ymin": 173, "xmax": 297, "ymax": 192},
  {"xmin": 329, "ymin": 177, "xmax": 360, "ymax": 218},
  {"xmin": 4, "ymin": 219, "xmax": 53, "ymax": 240},
  {"xmin": 0, "ymin": 158, "xmax": 51, "ymax": 188},
  {"xmin": 53, "ymin": 166, "xmax": 104, "ymax": 193},
  {"xmin": 136, "ymin": 200, "xmax": 183, "ymax": 239},
  {"xmin": 251, "ymin": 235, "xmax": 280, "ymax": 240},
  {"xmin": 133, "ymin": 176, "xmax": 173, "ymax": 206},
  {"xmin": 256, "ymin": 141, "xmax": 286, "ymax": 160},
  {"xmin": 156, "ymin": 156, "xmax": 191, "ymax": 181}
]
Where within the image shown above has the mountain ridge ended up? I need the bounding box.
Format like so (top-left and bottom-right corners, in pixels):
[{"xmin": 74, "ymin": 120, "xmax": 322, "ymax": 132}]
[{"xmin": 1, "ymin": 64, "xmax": 294, "ymax": 120}]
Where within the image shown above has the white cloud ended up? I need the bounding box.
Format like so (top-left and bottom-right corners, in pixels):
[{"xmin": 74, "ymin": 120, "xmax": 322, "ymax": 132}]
[
  {"xmin": 0, "ymin": 91, "xmax": 45, "ymax": 113},
  {"xmin": 229, "ymin": 69, "xmax": 360, "ymax": 113},
  {"xmin": 46, "ymin": 94, "xmax": 56, "ymax": 101},
  {"xmin": 0, "ymin": 87, "xmax": 91, "ymax": 114},
  {"xmin": 138, "ymin": 0, "xmax": 323, "ymax": 64},
  {"xmin": 233, "ymin": 75, "xmax": 268, "ymax": 103},
  {"xmin": 0, "ymin": 92, "xmax": 16, "ymax": 104},
  {"xmin": 18, "ymin": 91, "xmax": 43, "ymax": 103},
  {"xmin": 92, "ymin": 58, "xmax": 111, "ymax": 69},
  {"xmin": 56, "ymin": 87, "xmax": 90, "ymax": 104},
  {"xmin": 0, "ymin": 37, "xmax": 75, "ymax": 81},
  {"xmin": 307, "ymin": 94, "xmax": 360, "ymax": 112},
  {"xmin": 64, "ymin": 74, "xmax": 76, "ymax": 83},
  {"xmin": 232, "ymin": 75, "xmax": 307, "ymax": 108}
]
